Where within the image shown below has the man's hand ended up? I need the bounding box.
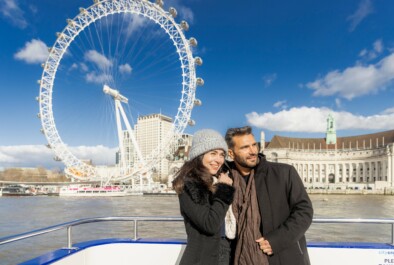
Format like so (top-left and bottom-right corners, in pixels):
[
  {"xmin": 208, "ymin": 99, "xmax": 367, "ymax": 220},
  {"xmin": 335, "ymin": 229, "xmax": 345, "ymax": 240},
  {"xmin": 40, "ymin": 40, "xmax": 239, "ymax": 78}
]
[{"xmin": 256, "ymin": 237, "xmax": 273, "ymax": 255}]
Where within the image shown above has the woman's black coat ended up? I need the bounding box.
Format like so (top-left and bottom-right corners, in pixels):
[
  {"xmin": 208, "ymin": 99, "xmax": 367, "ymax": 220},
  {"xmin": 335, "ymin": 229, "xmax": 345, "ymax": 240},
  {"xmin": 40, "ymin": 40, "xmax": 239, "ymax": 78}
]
[{"xmin": 178, "ymin": 177, "xmax": 235, "ymax": 265}]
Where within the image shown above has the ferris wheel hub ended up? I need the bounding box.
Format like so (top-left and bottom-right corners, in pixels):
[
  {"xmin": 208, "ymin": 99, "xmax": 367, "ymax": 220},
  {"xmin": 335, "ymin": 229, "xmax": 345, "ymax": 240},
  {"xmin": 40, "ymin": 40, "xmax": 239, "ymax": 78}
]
[{"xmin": 103, "ymin": 84, "xmax": 128, "ymax": 103}]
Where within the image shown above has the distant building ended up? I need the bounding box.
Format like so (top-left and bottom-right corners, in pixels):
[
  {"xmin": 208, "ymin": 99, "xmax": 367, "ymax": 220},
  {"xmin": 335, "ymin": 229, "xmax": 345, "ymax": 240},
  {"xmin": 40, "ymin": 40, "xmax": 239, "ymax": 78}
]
[
  {"xmin": 134, "ymin": 113, "xmax": 174, "ymax": 181},
  {"xmin": 116, "ymin": 131, "xmax": 135, "ymax": 167},
  {"xmin": 263, "ymin": 115, "xmax": 394, "ymax": 190},
  {"xmin": 115, "ymin": 114, "xmax": 193, "ymax": 183},
  {"xmin": 167, "ymin": 133, "xmax": 193, "ymax": 187}
]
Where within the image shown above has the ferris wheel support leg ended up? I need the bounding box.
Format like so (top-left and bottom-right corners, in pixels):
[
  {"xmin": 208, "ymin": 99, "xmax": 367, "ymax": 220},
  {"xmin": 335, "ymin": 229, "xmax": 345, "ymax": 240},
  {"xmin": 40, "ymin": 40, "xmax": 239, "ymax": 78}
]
[
  {"xmin": 117, "ymin": 101, "xmax": 144, "ymax": 164},
  {"xmin": 115, "ymin": 100, "xmax": 127, "ymax": 172}
]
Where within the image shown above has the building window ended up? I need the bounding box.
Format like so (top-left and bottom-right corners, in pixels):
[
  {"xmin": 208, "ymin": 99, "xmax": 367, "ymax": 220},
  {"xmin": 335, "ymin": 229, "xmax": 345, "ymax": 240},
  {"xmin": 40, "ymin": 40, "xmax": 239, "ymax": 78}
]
[{"xmin": 328, "ymin": 174, "xmax": 335, "ymax": 183}]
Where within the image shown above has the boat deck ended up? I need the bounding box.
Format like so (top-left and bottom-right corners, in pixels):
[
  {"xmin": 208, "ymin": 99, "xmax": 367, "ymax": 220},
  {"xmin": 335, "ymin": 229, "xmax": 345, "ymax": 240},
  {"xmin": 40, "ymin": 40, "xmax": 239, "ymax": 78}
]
[{"xmin": 1, "ymin": 217, "xmax": 394, "ymax": 265}]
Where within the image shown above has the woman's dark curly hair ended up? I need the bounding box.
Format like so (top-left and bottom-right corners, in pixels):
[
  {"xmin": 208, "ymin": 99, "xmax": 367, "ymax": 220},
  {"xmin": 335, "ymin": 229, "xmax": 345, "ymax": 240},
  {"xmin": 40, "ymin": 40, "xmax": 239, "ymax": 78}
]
[{"xmin": 172, "ymin": 154, "xmax": 215, "ymax": 194}]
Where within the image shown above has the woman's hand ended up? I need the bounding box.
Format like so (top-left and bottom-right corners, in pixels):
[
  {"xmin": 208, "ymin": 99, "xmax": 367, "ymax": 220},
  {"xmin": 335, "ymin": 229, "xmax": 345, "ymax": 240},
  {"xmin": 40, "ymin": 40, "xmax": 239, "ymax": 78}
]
[{"xmin": 218, "ymin": 172, "xmax": 233, "ymax": 185}]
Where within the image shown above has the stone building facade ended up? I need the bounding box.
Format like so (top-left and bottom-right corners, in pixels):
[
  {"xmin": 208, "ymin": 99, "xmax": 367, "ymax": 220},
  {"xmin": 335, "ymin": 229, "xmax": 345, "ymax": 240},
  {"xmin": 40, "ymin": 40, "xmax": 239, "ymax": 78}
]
[{"xmin": 263, "ymin": 116, "xmax": 394, "ymax": 191}]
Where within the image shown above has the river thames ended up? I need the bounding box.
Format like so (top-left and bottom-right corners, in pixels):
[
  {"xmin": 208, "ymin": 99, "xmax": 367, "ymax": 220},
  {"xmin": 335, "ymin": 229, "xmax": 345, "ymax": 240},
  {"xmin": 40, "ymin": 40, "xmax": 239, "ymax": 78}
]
[{"xmin": 1, "ymin": 194, "xmax": 394, "ymax": 264}]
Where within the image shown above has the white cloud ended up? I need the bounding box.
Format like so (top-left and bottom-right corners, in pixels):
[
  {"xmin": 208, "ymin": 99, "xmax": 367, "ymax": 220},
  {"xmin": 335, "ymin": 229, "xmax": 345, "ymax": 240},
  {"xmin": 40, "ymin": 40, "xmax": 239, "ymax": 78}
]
[
  {"xmin": 85, "ymin": 72, "xmax": 113, "ymax": 84},
  {"xmin": 0, "ymin": 145, "xmax": 117, "ymax": 169},
  {"xmin": 84, "ymin": 50, "xmax": 112, "ymax": 70},
  {"xmin": 69, "ymin": 63, "xmax": 78, "ymax": 71},
  {"xmin": 306, "ymin": 53, "xmax": 394, "ymax": 100},
  {"xmin": 83, "ymin": 50, "xmax": 113, "ymax": 84},
  {"xmin": 0, "ymin": 0, "xmax": 28, "ymax": 28},
  {"xmin": 381, "ymin": 107, "xmax": 394, "ymax": 115},
  {"xmin": 359, "ymin": 39, "xmax": 384, "ymax": 61},
  {"xmin": 0, "ymin": 145, "xmax": 58, "ymax": 168},
  {"xmin": 273, "ymin": 100, "xmax": 287, "ymax": 109},
  {"xmin": 177, "ymin": 6, "xmax": 194, "ymax": 23},
  {"xmin": 80, "ymin": 63, "xmax": 89, "ymax": 72},
  {"xmin": 246, "ymin": 106, "xmax": 394, "ymax": 132},
  {"xmin": 347, "ymin": 0, "xmax": 373, "ymax": 32},
  {"xmin": 263, "ymin": 73, "xmax": 277, "ymax": 87},
  {"xmin": 14, "ymin": 39, "xmax": 49, "ymax": 64},
  {"xmin": 124, "ymin": 14, "xmax": 147, "ymax": 37},
  {"xmin": 69, "ymin": 145, "xmax": 117, "ymax": 165},
  {"xmin": 119, "ymin": 63, "xmax": 132, "ymax": 75},
  {"xmin": 374, "ymin": 39, "xmax": 384, "ymax": 53},
  {"xmin": 359, "ymin": 49, "xmax": 367, "ymax": 57},
  {"xmin": 335, "ymin": 98, "xmax": 342, "ymax": 108}
]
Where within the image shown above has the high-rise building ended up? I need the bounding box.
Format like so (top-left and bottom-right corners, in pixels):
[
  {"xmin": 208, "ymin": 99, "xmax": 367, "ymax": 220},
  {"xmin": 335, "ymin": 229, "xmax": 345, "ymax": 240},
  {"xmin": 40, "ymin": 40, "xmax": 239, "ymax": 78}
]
[
  {"xmin": 116, "ymin": 130, "xmax": 135, "ymax": 168},
  {"xmin": 134, "ymin": 113, "xmax": 174, "ymax": 181}
]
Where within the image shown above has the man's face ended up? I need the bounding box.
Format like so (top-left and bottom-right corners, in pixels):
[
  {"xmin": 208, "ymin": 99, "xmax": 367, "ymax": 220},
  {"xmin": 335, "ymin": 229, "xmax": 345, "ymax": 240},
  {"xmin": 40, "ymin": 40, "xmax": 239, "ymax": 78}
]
[{"xmin": 228, "ymin": 134, "xmax": 259, "ymax": 170}]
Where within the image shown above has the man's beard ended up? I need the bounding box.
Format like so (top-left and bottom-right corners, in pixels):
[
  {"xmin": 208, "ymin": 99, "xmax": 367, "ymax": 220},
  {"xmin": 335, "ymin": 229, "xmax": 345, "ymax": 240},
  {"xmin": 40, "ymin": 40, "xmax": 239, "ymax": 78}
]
[{"xmin": 235, "ymin": 155, "xmax": 258, "ymax": 169}]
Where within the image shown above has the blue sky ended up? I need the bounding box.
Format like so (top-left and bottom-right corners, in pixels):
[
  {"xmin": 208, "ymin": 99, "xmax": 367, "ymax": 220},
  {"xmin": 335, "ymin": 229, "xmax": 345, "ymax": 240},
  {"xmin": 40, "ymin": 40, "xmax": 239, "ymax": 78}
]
[{"xmin": 1, "ymin": 0, "xmax": 394, "ymax": 169}]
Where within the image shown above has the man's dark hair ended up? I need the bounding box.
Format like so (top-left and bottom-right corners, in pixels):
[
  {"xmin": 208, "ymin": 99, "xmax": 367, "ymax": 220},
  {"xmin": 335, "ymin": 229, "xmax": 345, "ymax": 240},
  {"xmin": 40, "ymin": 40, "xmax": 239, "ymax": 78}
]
[{"xmin": 225, "ymin": 126, "xmax": 253, "ymax": 149}]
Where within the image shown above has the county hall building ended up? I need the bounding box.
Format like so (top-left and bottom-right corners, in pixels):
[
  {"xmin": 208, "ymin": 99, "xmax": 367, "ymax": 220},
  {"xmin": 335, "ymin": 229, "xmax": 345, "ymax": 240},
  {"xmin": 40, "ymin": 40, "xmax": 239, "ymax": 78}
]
[{"xmin": 261, "ymin": 115, "xmax": 394, "ymax": 192}]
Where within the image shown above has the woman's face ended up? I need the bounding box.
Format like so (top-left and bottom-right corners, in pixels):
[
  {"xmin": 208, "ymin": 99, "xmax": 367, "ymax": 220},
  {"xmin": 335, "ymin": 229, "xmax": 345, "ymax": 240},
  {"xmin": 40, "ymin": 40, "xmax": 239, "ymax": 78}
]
[{"xmin": 202, "ymin": 149, "xmax": 225, "ymax": 175}]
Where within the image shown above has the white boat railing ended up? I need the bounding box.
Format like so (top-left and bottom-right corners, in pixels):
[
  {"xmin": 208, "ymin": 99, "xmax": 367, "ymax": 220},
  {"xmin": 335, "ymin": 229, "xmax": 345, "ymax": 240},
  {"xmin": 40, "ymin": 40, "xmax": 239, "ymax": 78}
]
[{"xmin": 0, "ymin": 217, "xmax": 393, "ymax": 249}]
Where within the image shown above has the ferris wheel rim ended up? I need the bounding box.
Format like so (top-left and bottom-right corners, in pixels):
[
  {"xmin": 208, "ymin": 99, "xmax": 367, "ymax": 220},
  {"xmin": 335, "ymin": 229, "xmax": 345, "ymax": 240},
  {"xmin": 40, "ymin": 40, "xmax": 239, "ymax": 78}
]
[{"xmin": 38, "ymin": 0, "xmax": 198, "ymax": 181}]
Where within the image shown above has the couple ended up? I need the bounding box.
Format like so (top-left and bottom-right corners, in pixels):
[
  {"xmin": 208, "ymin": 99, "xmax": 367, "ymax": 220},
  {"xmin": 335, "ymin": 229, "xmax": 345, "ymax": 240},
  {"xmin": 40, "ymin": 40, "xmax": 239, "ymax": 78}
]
[{"xmin": 172, "ymin": 126, "xmax": 313, "ymax": 265}]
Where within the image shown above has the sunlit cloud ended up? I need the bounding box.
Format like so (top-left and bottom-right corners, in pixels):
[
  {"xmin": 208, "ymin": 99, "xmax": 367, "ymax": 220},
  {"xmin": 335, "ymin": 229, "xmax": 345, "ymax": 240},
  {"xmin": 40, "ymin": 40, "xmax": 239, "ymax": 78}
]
[
  {"xmin": 382, "ymin": 107, "xmax": 394, "ymax": 115},
  {"xmin": 347, "ymin": 0, "xmax": 373, "ymax": 32},
  {"xmin": 359, "ymin": 39, "xmax": 384, "ymax": 61},
  {"xmin": 14, "ymin": 39, "xmax": 49, "ymax": 64},
  {"xmin": 119, "ymin": 63, "xmax": 132, "ymax": 75},
  {"xmin": 69, "ymin": 63, "xmax": 78, "ymax": 71},
  {"xmin": 0, "ymin": 145, "xmax": 117, "ymax": 169},
  {"xmin": 306, "ymin": 53, "xmax": 394, "ymax": 100},
  {"xmin": 69, "ymin": 145, "xmax": 117, "ymax": 165},
  {"xmin": 273, "ymin": 100, "xmax": 287, "ymax": 109},
  {"xmin": 124, "ymin": 14, "xmax": 147, "ymax": 38},
  {"xmin": 246, "ymin": 106, "xmax": 394, "ymax": 133},
  {"xmin": 80, "ymin": 63, "xmax": 89, "ymax": 72},
  {"xmin": 85, "ymin": 72, "xmax": 113, "ymax": 84},
  {"xmin": 84, "ymin": 50, "xmax": 112, "ymax": 70},
  {"xmin": 0, "ymin": 145, "xmax": 58, "ymax": 169},
  {"xmin": 177, "ymin": 6, "xmax": 194, "ymax": 23},
  {"xmin": 0, "ymin": 0, "xmax": 28, "ymax": 29},
  {"xmin": 335, "ymin": 98, "xmax": 342, "ymax": 108}
]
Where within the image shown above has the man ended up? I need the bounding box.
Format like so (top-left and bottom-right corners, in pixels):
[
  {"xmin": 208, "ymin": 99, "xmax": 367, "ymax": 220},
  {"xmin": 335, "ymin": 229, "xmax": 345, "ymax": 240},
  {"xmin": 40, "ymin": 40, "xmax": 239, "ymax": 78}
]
[{"xmin": 225, "ymin": 126, "xmax": 313, "ymax": 265}]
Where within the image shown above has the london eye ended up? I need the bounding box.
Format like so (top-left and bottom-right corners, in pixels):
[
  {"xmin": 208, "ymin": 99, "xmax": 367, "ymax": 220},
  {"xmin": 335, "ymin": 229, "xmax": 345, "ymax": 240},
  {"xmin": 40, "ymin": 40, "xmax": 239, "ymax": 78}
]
[{"xmin": 37, "ymin": 0, "xmax": 203, "ymax": 184}]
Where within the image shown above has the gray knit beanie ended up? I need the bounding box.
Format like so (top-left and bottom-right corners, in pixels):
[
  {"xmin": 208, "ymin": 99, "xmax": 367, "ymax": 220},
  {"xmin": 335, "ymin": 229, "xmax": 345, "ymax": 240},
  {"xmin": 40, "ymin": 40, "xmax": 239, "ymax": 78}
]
[{"xmin": 188, "ymin": 129, "xmax": 228, "ymax": 160}]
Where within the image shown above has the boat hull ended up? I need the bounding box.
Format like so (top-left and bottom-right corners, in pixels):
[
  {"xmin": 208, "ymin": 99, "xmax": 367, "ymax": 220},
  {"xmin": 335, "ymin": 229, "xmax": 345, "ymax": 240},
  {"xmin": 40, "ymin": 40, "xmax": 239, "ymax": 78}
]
[
  {"xmin": 58, "ymin": 185, "xmax": 142, "ymax": 197},
  {"xmin": 19, "ymin": 238, "xmax": 394, "ymax": 265}
]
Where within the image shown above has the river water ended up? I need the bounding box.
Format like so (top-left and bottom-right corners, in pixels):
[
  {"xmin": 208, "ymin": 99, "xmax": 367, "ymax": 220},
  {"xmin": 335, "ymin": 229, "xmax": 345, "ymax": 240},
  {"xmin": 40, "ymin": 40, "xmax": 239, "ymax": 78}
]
[{"xmin": 1, "ymin": 194, "xmax": 394, "ymax": 264}]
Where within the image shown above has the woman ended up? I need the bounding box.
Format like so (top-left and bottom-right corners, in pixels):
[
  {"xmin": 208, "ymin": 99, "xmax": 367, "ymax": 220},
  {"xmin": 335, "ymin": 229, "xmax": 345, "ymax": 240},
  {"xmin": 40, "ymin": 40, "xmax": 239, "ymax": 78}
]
[{"xmin": 173, "ymin": 129, "xmax": 235, "ymax": 265}]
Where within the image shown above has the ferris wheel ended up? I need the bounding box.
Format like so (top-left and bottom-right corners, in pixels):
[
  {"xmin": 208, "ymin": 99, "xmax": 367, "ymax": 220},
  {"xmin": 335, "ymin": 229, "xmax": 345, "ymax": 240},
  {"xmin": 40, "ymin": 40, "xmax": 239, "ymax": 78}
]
[{"xmin": 37, "ymin": 0, "xmax": 203, "ymax": 182}]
